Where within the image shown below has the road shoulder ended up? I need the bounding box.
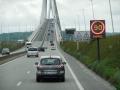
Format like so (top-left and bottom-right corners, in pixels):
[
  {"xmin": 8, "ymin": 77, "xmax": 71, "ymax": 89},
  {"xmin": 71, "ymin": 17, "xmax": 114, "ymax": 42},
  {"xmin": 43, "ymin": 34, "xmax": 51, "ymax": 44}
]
[{"xmin": 59, "ymin": 49, "xmax": 116, "ymax": 90}]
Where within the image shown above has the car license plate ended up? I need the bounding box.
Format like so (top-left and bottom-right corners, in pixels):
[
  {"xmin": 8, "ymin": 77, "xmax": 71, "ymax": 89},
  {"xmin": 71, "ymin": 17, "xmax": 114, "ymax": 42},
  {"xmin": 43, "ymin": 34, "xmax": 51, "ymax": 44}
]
[{"xmin": 45, "ymin": 72, "xmax": 57, "ymax": 75}]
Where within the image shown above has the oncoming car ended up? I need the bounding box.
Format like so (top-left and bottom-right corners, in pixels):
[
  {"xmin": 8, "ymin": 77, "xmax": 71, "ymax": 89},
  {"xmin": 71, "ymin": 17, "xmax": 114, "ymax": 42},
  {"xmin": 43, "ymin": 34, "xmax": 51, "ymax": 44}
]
[
  {"xmin": 35, "ymin": 56, "xmax": 66, "ymax": 82},
  {"xmin": 1, "ymin": 48, "xmax": 10, "ymax": 55},
  {"xmin": 27, "ymin": 47, "xmax": 39, "ymax": 57}
]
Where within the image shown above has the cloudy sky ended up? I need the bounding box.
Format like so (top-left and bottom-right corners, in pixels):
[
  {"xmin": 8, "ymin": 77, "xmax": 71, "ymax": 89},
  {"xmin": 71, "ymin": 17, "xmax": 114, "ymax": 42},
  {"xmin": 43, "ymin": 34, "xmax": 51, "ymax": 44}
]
[{"xmin": 0, "ymin": 0, "xmax": 120, "ymax": 33}]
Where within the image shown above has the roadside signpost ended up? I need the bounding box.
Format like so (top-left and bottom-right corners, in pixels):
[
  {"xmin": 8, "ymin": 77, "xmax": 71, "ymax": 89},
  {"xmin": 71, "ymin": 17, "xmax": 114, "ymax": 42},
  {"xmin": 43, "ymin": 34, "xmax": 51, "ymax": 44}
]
[
  {"xmin": 65, "ymin": 28, "xmax": 76, "ymax": 41},
  {"xmin": 90, "ymin": 20, "xmax": 106, "ymax": 62}
]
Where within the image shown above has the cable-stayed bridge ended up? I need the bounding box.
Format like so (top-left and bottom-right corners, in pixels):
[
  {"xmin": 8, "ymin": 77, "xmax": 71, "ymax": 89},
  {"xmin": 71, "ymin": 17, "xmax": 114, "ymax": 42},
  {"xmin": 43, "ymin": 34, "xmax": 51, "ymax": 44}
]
[
  {"xmin": 28, "ymin": 0, "xmax": 62, "ymax": 45},
  {"xmin": 0, "ymin": 0, "xmax": 116, "ymax": 90}
]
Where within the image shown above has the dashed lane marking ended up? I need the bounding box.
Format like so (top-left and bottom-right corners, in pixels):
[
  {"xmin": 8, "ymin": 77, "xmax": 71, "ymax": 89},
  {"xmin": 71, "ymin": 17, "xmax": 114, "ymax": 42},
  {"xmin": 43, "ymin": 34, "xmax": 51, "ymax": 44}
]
[
  {"xmin": 27, "ymin": 71, "xmax": 31, "ymax": 74},
  {"xmin": 17, "ymin": 81, "xmax": 22, "ymax": 86}
]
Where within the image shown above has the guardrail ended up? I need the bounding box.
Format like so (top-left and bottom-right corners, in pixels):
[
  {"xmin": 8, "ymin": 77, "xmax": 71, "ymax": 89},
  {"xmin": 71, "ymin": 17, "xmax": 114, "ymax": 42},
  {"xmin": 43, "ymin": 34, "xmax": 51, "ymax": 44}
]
[{"xmin": 0, "ymin": 51, "xmax": 26, "ymax": 65}]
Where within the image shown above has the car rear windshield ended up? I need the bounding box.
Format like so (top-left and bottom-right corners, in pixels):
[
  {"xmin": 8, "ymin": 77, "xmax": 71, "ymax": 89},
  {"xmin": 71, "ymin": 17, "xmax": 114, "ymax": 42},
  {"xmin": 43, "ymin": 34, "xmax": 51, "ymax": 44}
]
[
  {"xmin": 28, "ymin": 48, "xmax": 37, "ymax": 51},
  {"xmin": 40, "ymin": 58, "xmax": 60, "ymax": 65},
  {"xmin": 26, "ymin": 43, "xmax": 31, "ymax": 45}
]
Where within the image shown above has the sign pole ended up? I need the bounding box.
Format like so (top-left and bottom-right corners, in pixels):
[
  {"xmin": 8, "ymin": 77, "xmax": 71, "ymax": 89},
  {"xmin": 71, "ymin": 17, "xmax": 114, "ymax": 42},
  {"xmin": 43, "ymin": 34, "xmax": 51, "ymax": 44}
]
[
  {"xmin": 77, "ymin": 40, "xmax": 79, "ymax": 50},
  {"xmin": 97, "ymin": 38, "xmax": 100, "ymax": 62},
  {"xmin": 90, "ymin": 20, "xmax": 106, "ymax": 62}
]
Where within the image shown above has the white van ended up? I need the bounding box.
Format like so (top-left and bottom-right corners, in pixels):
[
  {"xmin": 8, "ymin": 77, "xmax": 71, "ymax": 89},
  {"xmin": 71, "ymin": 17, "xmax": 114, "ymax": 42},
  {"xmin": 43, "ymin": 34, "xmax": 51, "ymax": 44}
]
[{"xmin": 25, "ymin": 42, "xmax": 32, "ymax": 48}]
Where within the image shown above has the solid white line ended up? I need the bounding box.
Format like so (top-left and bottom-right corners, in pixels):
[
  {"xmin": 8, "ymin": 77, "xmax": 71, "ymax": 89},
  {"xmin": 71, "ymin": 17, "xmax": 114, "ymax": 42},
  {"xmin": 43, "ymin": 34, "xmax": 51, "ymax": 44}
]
[
  {"xmin": 27, "ymin": 71, "xmax": 31, "ymax": 74},
  {"xmin": 17, "ymin": 81, "xmax": 22, "ymax": 86},
  {"xmin": 59, "ymin": 52, "xmax": 84, "ymax": 90}
]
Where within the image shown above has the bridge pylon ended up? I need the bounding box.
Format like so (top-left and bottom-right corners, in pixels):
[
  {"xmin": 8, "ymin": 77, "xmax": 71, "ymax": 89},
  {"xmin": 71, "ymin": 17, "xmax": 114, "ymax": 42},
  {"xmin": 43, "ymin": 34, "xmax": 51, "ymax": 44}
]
[
  {"xmin": 28, "ymin": 0, "xmax": 62, "ymax": 43},
  {"xmin": 40, "ymin": 0, "xmax": 62, "ymax": 42}
]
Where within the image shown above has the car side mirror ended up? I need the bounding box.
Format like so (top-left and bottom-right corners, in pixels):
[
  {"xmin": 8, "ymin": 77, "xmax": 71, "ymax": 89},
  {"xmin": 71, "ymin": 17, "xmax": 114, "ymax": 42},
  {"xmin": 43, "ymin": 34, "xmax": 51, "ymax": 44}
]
[
  {"xmin": 62, "ymin": 62, "xmax": 66, "ymax": 65},
  {"xmin": 35, "ymin": 62, "xmax": 38, "ymax": 66}
]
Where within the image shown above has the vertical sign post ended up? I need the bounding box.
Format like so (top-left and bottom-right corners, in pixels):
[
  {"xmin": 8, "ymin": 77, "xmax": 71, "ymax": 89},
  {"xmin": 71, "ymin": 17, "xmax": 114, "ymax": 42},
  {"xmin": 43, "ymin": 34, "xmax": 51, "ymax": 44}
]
[{"xmin": 90, "ymin": 20, "xmax": 106, "ymax": 62}]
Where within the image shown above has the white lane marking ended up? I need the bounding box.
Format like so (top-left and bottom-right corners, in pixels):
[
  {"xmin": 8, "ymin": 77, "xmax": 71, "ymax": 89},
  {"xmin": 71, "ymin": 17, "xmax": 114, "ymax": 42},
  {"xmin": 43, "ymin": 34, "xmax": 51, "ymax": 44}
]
[
  {"xmin": 59, "ymin": 52, "xmax": 84, "ymax": 90},
  {"xmin": 27, "ymin": 71, "xmax": 31, "ymax": 74},
  {"xmin": 17, "ymin": 81, "xmax": 22, "ymax": 86}
]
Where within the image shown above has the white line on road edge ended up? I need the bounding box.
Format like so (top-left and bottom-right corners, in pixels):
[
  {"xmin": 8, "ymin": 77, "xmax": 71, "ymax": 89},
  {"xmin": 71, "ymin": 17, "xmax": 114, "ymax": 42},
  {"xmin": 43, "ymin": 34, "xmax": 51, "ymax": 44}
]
[
  {"xmin": 59, "ymin": 52, "xmax": 84, "ymax": 90},
  {"xmin": 17, "ymin": 81, "xmax": 22, "ymax": 86}
]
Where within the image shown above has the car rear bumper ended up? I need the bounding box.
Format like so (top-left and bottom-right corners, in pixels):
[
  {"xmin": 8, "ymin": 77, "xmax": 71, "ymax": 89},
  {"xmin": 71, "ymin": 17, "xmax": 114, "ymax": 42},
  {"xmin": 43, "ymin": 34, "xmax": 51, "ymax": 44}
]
[
  {"xmin": 27, "ymin": 53, "xmax": 38, "ymax": 56},
  {"xmin": 37, "ymin": 74, "xmax": 64, "ymax": 78},
  {"xmin": 2, "ymin": 52, "xmax": 10, "ymax": 55},
  {"xmin": 36, "ymin": 71, "xmax": 65, "ymax": 78}
]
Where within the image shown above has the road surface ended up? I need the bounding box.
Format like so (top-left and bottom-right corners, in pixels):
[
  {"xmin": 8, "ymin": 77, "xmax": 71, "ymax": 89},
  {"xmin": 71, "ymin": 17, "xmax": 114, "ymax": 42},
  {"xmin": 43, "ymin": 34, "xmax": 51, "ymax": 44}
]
[{"xmin": 0, "ymin": 41, "xmax": 116, "ymax": 90}]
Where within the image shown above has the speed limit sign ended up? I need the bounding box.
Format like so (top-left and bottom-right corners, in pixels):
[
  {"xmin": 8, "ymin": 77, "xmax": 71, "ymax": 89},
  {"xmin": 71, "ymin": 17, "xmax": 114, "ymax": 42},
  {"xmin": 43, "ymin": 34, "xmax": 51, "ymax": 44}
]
[{"xmin": 90, "ymin": 20, "xmax": 106, "ymax": 39}]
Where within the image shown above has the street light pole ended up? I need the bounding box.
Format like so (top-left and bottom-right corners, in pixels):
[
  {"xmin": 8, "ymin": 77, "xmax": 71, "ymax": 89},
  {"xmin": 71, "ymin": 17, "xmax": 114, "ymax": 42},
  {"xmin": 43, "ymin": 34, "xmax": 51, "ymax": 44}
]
[
  {"xmin": 109, "ymin": 0, "xmax": 115, "ymax": 33},
  {"xmin": 0, "ymin": 24, "xmax": 2, "ymax": 48},
  {"xmin": 82, "ymin": 9, "xmax": 87, "ymax": 32},
  {"xmin": 77, "ymin": 15, "xmax": 81, "ymax": 31},
  {"xmin": 90, "ymin": 0, "xmax": 95, "ymax": 19}
]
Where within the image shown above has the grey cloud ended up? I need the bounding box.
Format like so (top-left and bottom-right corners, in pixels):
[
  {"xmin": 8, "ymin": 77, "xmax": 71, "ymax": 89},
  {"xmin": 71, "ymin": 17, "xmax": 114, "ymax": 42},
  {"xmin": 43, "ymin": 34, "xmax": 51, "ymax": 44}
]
[
  {"xmin": 0, "ymin": 0, "xmax": 41, "ymax": 24},
  {"xmin": 0, "ymin": 0, "xmax": 120, "ymax": 32}
]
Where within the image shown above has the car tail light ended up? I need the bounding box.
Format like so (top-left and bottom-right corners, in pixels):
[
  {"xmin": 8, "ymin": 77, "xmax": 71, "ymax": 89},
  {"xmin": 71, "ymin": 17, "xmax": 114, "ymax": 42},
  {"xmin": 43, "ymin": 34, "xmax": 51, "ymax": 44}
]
[
  {"xmin": 57, "ymin": 65, "xmax": 64, "ymax": 68},
  {"xmin": 37, "ymin": 66, "xmax": 40, "ymax": 70},
  {"xmin": 37, "ymin": 65, "xmax": 43, "ymax": 70}
]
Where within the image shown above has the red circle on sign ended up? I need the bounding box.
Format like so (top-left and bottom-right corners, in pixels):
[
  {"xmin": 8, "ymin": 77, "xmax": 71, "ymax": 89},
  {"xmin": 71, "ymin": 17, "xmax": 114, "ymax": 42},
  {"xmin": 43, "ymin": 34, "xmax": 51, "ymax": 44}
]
[{"xmin": 91, "ymin": 21, "xmax": 105, "ymax": 35}]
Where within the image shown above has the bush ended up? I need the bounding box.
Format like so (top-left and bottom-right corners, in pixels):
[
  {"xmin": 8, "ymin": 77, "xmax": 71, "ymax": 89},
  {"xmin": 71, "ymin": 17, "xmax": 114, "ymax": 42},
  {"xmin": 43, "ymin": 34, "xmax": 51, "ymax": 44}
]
[{"xmin": 0, "ymin": 41, "xmax": 24, "ymax": 53}]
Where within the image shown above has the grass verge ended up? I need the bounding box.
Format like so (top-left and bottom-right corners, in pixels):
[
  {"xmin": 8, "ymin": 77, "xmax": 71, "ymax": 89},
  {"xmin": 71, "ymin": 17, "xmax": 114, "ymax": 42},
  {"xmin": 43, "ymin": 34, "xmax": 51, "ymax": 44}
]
[
  {"xmin": 60, "ymin": 35, "xmax": 120, "ymax": 90},
  {"xmin": 0, "ymin": 41, "xmax": 24, "ymax": 52},
  {"xmin": 0, "ymin": 41, "xmax": 25, "ymax": 65}
]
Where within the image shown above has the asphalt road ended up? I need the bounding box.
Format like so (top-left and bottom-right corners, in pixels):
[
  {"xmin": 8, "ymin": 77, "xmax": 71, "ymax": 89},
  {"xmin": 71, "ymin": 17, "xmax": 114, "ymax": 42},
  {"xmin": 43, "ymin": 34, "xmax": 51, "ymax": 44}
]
[{"xmin": 0, "ymin": 41, "xmax": 116, "ymax": 90}]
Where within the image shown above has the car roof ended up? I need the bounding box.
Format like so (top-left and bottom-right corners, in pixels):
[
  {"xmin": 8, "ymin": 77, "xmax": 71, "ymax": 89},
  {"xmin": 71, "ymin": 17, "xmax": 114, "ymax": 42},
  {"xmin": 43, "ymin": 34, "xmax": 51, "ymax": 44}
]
[
  {"xmin": 28, "ymin": 47, "xmax": 38, "ymax": 49},
  {"xmin": 2, "ymin": 48, "xmax": 9, "ymax": 50},
  {"xmin": 26, "ymin": 42, "xmax": 32, "ymax": 44},
  {"xmin": 40, "ymin": 55, "xmax": 61, "ymax": 59}
]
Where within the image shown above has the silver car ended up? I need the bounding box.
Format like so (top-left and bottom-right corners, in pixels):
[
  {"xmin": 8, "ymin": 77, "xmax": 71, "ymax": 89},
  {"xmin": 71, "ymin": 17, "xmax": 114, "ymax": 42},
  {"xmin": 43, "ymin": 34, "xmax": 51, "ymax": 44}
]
[
  {"xmin": 35, "ymin": 56, "xmax": 66, "ymax": 82},
  {"xmin": 27, "ymin": 47, "xmax": 39, "ymax": 57},
  {"xmin": 2, "ymin": 48, "xmax": 10, "ymax": 55}
]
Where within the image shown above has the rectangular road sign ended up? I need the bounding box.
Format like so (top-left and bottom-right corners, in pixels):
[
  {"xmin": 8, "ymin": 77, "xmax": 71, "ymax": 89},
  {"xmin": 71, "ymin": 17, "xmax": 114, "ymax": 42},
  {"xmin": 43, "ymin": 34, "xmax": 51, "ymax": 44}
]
[{"xmin": 90, "ymin": 20, "xmax": 106, "ymax": 39}]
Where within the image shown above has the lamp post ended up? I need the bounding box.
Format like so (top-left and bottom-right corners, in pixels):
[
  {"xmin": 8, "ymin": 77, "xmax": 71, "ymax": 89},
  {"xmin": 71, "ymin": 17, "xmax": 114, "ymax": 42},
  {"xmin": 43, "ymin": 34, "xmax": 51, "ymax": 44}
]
[
  {"xmin": 82, "ymin": 9, "xmax": 87, "ymax": 32},
  {"xmin": 0, "ymin": 24, "xmax": 2, "ymax": 48},
  {"xmin": 77, "ymin": 15, "xmax": 81, "ymax": 31},
  {"xmin": 90, "ymin": 0, "xmax": 95, "ymax": 19},
  {"xmin": 109, "ymin": 0, "xmax": 115, "ymax": 33}
]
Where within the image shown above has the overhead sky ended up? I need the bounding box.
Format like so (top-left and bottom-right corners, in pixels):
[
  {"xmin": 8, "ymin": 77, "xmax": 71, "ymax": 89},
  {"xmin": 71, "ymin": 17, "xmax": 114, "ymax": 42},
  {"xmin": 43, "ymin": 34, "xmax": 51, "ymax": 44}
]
[{"xmin": 0, "ymin": 0, "xmax": 120, "ymax": 32}]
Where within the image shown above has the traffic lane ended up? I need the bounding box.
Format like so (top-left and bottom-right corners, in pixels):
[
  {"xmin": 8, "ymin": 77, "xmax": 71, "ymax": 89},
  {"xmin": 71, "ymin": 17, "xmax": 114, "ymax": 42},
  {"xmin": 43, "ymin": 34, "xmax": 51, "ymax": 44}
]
[
  {"xmin": 40, "ymin": 49, "xmax": 84, "ymax": 90},
  {"xmin": 0, "ymin": 55, "xmax": 38, "ymax": 90},
  {"xmin": 32, "ymin": 41, "xmax": 42, "ymax": 47},
  {"xmin": 0, "ymin": 49, "xmax": 81, "ymax": 90},
  {"xmin": 49, "ymin": 40, "xmax": 115, "ymax": 90},
  {"xmin": 28, "ymin": 50, "xmax": 83, "ymax": 90},
  {"xmin": 60, "ymin": 50, "xmax": 116, "ymax": 90},
  {"xmin": 1, "ymin": 46, "xmax": 114, "ymax": 90},
  {"xmin": 0, "ymin": 52, "xmax": 80, "ymax": 90},
  {"xmin": 15, "ymin": 63, "xmax": 80, "ymax": 90}
]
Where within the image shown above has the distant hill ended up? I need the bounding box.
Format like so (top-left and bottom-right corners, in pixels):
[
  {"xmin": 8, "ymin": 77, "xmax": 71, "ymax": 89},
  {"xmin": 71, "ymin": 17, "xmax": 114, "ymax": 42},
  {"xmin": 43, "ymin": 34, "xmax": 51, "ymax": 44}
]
[
  {"xmin": 0, "ymin": 32, "xmax": 32, "ymax": 41},
  {"xmin": 62, "ymin": 31, "xmax": 120, "ymax": 41},
  {"xmin": 0, "ymin": 31, "xmax": 119, "ymax": 41}
]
